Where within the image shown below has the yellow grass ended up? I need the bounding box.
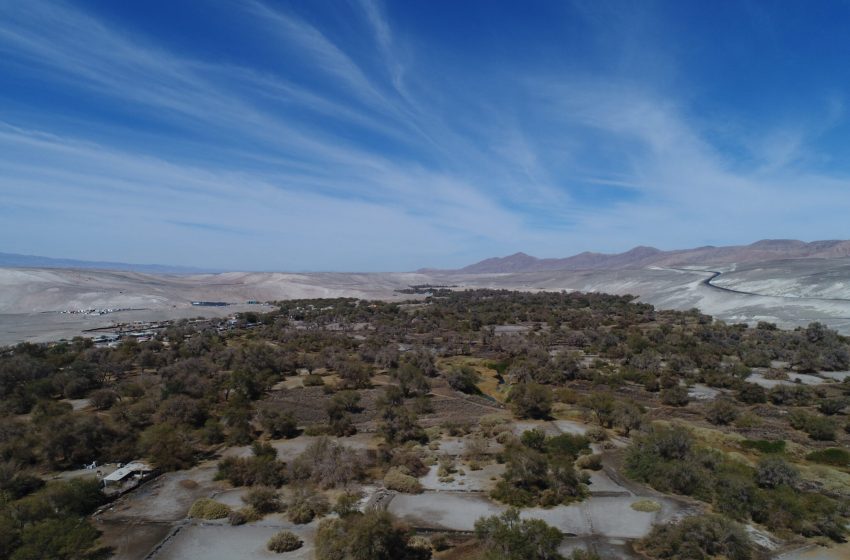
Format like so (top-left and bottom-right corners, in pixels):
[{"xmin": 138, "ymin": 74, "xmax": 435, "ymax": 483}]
[
  {"xmin": 436, "ymin": 356, "xmax": 507, "ymax": 402},
  {"xmin": 630, "ymin": 499, "xmax": 661, "ymax": 512}
]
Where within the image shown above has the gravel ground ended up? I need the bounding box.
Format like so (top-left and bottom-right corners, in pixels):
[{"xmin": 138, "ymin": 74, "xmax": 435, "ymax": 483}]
[
  {"xmin": 153, "ymin": 521, "xmax": 317, "ymax": 560},
  {"xmin": 387, "ymin": 491, "xmax": 679, "ymax": 539},
  {"xmin": 418, "ymin": 463, "xmax": 505, "ymax": 492},
  {"xmin": 99, "ymin": 461, "xmax": 223, "ymax": 523}
]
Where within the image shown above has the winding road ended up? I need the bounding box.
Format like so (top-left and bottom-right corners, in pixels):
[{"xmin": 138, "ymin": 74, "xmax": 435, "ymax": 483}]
[{"xmin": 666, "ymin": 267, "xmax": 850, "ymax": 303}]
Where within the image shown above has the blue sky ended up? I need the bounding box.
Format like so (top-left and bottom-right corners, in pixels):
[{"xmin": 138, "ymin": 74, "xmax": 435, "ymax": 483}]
[{"xmin": 2, "ymin": 1, "xmax": 850, "ymax": 271}]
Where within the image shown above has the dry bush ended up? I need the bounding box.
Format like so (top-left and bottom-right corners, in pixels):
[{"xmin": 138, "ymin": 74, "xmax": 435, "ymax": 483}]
[
  {"xmin": 585, "ymin": 427, "xmax": 608, "ymax": 442},
  {"xmin": 287, "ymin": 488, "xmax": 330, "ymax": 524},
  {"xmin": 303, "ymin": 374, "xmax": 325, "ymax": 386},
  {"xmin": 229, "ymin": 506, "xmax": 262, "ymax": 525},
  {"xmin": 188, "ymin": 498, "xmax": 231, "ymax": 520},
  {"xmin": 638, "ymin": 514, "xmax": 752, "ymax": 560},
  {"xmin": 630, "ymin": 499, "xmax": 661, "ymax": 512},
  {"xmin": 479, "ymin": 414, "xmax": 510, "ymax": 436},
  {"xmin": 390, "ymin": 448, "xmax": 429, "ymax": 477},
  {"xmin": 705, "ymin": 399, "xmax": 739, "ymax": 426},
  {"xmin": 575, "ymin": 454, "xmax": 602, "ymax": 471},
  {"xmin": 267, "ymin": 530, "xmax": 303, "ymax": 553},
  {"xmin": 464, "ymin": 435, "xmax": 489, "ymax": 460},
  {"xmin": 333, "ymin": 490, "xmax": 364, "ymax": 517},
  {"xmin": 384, "ymin": 467, "xmax": 423, "ymax": 494},
  {"xmin": 228, "ymin": 509, "xmax": 247, "ymax": 526},
  {"xmin": 437, "ymin": 454, "xmax": 456, "ymax": 478},
  {"xmin": 290, "ymin": 437, "xmax": 363, "ymax": 489},
  {"xmin": 242, "ymin": 486, "xmax": 282, "ymax": 513},
  {"xmin": 762, "ymin": 369, "xmax": 789, "ymax": 380}
]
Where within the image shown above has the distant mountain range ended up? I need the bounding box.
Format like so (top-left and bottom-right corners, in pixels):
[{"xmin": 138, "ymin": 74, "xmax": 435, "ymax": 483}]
[
  {"xmin": 0, "ymin": 252, "xmax": 214, "ymax": 274},
  {"xmin": 445, "ymin": 239, "xmax": 850, "ymax": 274}
]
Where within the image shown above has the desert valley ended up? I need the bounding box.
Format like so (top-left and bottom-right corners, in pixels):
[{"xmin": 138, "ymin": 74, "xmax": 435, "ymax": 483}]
[{"xmin": 3, "ymin": 240, "xmax": 850, "ymax": 560}]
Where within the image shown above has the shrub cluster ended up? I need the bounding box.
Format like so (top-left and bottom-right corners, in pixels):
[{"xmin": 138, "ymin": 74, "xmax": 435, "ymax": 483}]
[
  {"xmin": 806, "ymin": 447, "xmax": 850, "ymax": 467},
  {"xmin": 216, "ymin": 446, "xmax": 288, "ymax": 487},
  {"xmin": 740, "ymin": 439, "xmax": 785, "ymax": 454},
  {"xmin": 316, "ymin": 510, "xmax": 430, "ymax": 560},
  {"xmin": 625, "ymin": 425, "xmax": 848, "ymax": 541},
  {"xmin": 491, "ymin": 429, "xmax": 588, "ymax": 507},
  {"xmin": 287, "ymin": 488, "xmax": 329, "ymax": 524},
  {"xmin": 267, "ymin": 530, "xmax": 302, "ymax": 553},
  {"xmin": 639, "ymin": 514, "xmax": 753, "ymax": 560},
  {"xmin": 188, "ymin": 498, "xmax": 231, "ymax": 520},
  {"xmin": 242, "ymin": 486, "xmax": 282, "ymax": 514},
  {"xmin": 384, "ymin": 467, "xmax": 424, "ymax": 494},
  {"xmin": 289, "ymin": 437, "xmax": 364, "ymax": 489},
  {"xmin": 788, "ymin": 410, "xmax": 837, "ymax": 441},
  {"xmin": 0, "ymin": 478, "xmax": 106, "ymax": 560},
  {"xmin": 446, "ymin": 365, "xmax": 480, "ymax": 394},
  {"xmin": 508, "ymin": 382, "xmax": 553, "ymax": 419},
  {"xmin": 474, "ymin": 508, "xmax": 563, "ymax": 560}
]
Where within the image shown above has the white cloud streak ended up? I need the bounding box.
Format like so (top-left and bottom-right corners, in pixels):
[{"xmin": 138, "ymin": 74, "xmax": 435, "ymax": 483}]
[{"xmin": 0, "ymin": 0, "xmax": 848, "ymax": 268}]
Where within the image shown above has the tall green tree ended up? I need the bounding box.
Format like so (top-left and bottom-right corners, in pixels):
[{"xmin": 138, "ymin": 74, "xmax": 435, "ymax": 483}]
[{"xmin": 475, "ymin": 508, "xmax": 563, "ymax": 560}]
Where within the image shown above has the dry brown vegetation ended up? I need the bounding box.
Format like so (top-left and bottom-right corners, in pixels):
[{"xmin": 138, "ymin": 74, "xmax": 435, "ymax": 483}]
[{"xmin": 1, "ymin": 289, "xmax": 849, "ymax": 559}]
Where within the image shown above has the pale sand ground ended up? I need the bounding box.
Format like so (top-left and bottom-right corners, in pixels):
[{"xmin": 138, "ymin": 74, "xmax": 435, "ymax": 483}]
[
  {"xmin": 95, "ymin": 416, "xmax": 731, "ymax": 560},
  {"xmin": 153, "ymin": 521, "xmax": 317, "ymax": 560},
  {"xmin": 418, "ymin": 462, "xmax": 505, "ymax": 492},
  {"xmin": 775, "ymin": 542, "xmax": 850, "ymax": 560},
  {"xmin": 5, "ymin": 257, "xmax": 850, "ymax": 346},
  {"xmin": 221, "ymin": 433, "xmax": 377, "ymax": 460},
  {"xmin": 0, "ymin": 305, "xmax": 268, "ymax": 346},
  {"xmin": 387, "ymin": 491, "xmax": 680, "ymax": 538}
]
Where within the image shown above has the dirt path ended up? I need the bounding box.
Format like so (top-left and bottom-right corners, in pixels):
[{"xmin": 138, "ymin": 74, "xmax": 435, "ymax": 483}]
[{"xmin": 664, "ymin": 267, "xmax": 850, "ymax": 304}]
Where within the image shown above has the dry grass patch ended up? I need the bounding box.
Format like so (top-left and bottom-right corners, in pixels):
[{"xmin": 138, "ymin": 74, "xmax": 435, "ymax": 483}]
[
  {"xmin": 690, "ymin": 425, "xmax": 745, "ymax": 450},
  {"xmin": 384, "ymin": 467, "xmax": 424, "ymax": 494},
  {"xmin": 267, "ymin": 530, "xmax": 303, "ymax": 553},
  {"xmin": 188, "ymin": 498, "xmax": 231, "ymax": 520},
  {"xmin": 799, "ymin": 463, "xmax": 850, "ymax": 495},
  {"xmin": 438, "ymin": 356, "xmax": 506, "ymax": 402},
  {"xmin": 630, "ymin": 499, "xmax": 661, "ymax": 512}
]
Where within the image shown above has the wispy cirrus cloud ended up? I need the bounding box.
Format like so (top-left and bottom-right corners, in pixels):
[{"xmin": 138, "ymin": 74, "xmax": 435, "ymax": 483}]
[{"xmin": 0, "ymin": 0, "xmax": 848, "ymax": 269}]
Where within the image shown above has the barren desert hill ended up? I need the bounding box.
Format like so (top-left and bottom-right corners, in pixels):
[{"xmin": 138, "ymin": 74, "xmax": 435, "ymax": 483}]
[
  {"xmin": 6, "ymin": 240, "xmax": 850, "ymax": 346},
  {"xmin": 451, "ymin": 239, "xmax": 850, "ymax": 274},
  {"xmin": 0, "ymin": 251, "xmax": 212, "ymax": 274},
  {"xmin": 0, "ymin": 267, "xmax": 430, "ymax": 314}
]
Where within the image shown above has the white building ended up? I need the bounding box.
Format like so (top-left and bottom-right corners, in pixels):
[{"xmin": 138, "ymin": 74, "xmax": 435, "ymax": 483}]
[{"xmin": 102, "ymin": 461, "xmax": 153, "ymax": 486}]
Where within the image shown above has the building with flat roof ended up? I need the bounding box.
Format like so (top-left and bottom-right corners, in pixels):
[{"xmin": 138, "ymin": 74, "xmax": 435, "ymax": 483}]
[{"xmin": 102, "ymin": 461, "xmax": 152, "ymax": 486}]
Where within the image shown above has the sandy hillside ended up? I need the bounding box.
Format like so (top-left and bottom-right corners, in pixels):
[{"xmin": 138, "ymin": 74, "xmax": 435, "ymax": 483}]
[
  {"xmin": 4, "ymin": 259, "xmax": 850, "ymax": 346},
  {"xmin": 0, "ymin": 268, "xmax": 430, "ymax": 314}
]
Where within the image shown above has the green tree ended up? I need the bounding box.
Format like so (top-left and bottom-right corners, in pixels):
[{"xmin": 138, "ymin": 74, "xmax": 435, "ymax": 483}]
[
  {"xmin": 242, "ymin": 486, "xmax": 282, "ymax": 513},
  {"xmin": 222, "ymin": 392, "xmax": 255, "ymax": 444},
  {"xmin": 705, "ymin": 399, "xmax": 739, "ymax": 426},
  {"xmin": 378, "ymin": 390, "xmax": 426, "ymax": 444},
  {"xmin": 474, "ymin": 508, "xmax": 564, "ymax": 560},
  {"xmin": 258, "ymin": 407, "xmax": 299, "ymax": 439},
  {"xmin": 755, "ymin": 457, "xmax": 799, "ymax": 489},
  {"xmin": 446, "ymin": 365, "xmax": 480, "ymax": 394},
  {"xmin": 509, "ymin": 383, "xmax": 552, "ymax": 419},
  {"xmin": 638, "ymin": 514, "xmax": 752, "ymax": 560},
  {"xmin": 660, "ymin": 385, "xmax": 689, "ymax": 407},
  {"xmin": 395, "ymin": 363, "xmax": 431, "ymax": 397},
  {"xmin": 315, "ymin": 510, "xmax": 429, "ymax": 560},
  {"xmin": 11, "ymin": 517, "xmax": 101, "ymax": 560},
  {"xmin": 613, "ymin": 400, "xmax": 643, "ymax": 436},
  {"xmin": 584, "ymin": 392, "xmax": 615, "ymax": 428},
  {"xmin": 737, "ymin": 383, "xmax": 766, "ymax": 404},
  {"xmin": 139, "ymin": 423, "xmax": 196, "ymax": 471}
]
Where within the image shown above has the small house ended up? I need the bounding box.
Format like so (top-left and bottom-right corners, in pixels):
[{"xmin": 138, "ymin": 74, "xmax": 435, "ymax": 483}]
[{"xmin": 102, "ymin": 461, "xmax": 153, "ymax": 487}]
